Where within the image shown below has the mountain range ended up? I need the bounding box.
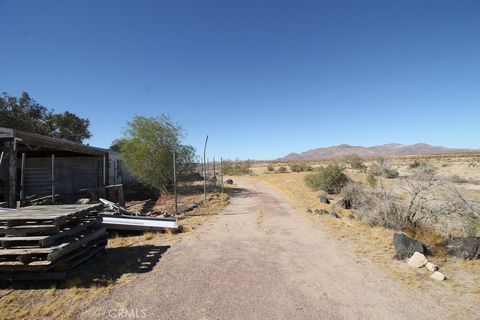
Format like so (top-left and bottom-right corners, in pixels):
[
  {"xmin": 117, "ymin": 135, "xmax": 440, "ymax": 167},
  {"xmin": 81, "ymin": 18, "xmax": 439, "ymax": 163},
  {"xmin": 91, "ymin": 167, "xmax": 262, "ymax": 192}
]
[{"xmin": 278, "ymin": 143, "xmax": 478, "ymax": 161}]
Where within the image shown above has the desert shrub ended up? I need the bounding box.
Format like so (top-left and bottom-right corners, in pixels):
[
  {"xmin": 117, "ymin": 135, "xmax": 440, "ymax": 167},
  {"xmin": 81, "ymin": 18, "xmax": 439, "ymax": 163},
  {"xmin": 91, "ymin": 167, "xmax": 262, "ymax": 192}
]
[
  {"xmin": 340, "ymin": 183, "xmax": 371, "ymax": 209},
  {"xmin": 354, "ymin": 190, "xmax": 410, "ymax": 230},
  {"xmin": 383, "ymin": 168, "xmax": 400, "ymax": 179},
  {"xmin": 290, "ymin": 162, "xmax": 311, "ymax": 172},
  {"xmin": 304, "ymin": 164, "xmax": 350, "ymax": 194},
  {"xmin": 450, "ymin": 174, "xmax": 469, "ymax": 184},
  {"xmin": 277, "ymin": 166, "xmax": 287, "ymax": 173},
  {"xmin": 369, "ymin": 159, "xmax": 399, "ymax": 179},
  {"xmin": 266, "ymin": 164, "xmax": 275, "ymax": 172},
  {"xmin": 223, "ymin": 160, "xmax": 252, "ymax": 175},
  {"xmin": 409, "ymin": 160, "xmax": 426, "ymax": 169},
  {"xmin": 343, "ymin": 154, "xmax": 367, "ymax": 171},
  {"xmin": 366, "ymin": 172, "xmax": 377, "ymax": 188}
]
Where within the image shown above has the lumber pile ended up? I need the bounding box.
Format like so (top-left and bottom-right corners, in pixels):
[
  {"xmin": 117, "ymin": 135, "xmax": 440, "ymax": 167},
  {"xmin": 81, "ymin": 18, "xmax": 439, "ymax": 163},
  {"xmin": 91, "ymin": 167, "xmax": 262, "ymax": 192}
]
[{"xmin": 0, "ymin": 204, "xmax": 107, "ymax": 281}]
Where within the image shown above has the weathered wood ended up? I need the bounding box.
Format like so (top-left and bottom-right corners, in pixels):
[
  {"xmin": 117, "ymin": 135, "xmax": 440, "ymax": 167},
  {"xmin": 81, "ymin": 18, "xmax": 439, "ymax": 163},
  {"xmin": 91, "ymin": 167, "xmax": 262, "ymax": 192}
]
[
  {"xmin": 47, "ymin": 226, "xmax": 106, "ymax": 262},
  {"xmin": 0, "ymin": 226, "xmax": 106, "ymax": 263},
  {"xmin": 0, "ymin": 218, "xmax": 100, "ymax": 248},
  {"xmin": 6, "ymin": 141, "xmax": 17, "ymax": 208},
  {"xmin": 51, "ymin": 235, "xmax": 107, "ymax": 271},
  {"xmin": 19, "ymin": 153, "xmax": 25, "ymax": 207},
  {"xmin": 0, "ymin": 204, "xmax": 102, "ymax": 221},
  {"xmin": 0, "ymin": 225, "xmax": 59, "ymax": 237}
]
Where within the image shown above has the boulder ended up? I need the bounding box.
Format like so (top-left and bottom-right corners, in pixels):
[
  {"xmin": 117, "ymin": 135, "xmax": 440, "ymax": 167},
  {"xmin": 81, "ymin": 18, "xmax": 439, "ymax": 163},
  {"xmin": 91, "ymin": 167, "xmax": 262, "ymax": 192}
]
[
  {"xmin": 392, "ymin": 233, "xmax": 427, "ymax": 260},
  {"xmin": 445, "ymin": 237, "xmax": 480, "ymax": 260},
  {"xmin": 336, "ymin": 199, "xmax": 351, "ymax": 209},
  {"xmin": 407, "ymin": 252, "xmax": 428, "ymax": 268},
  {"xmin": 430, "ymin": 271, "xmax": 445, "ymax": 281},
  {"xmin": 319, "ymin": 196, "xmax": 330, "ymax": 204},
  {"xmin": 425, "ymin": 262, "xmax": 438, "ymax": 272},
  {"xmin": 329, "ymin": 211, "xmax": 340, "ymax": 219},
  {"xmin": 225, "ymin": 179, "xmax": 234, "ymax": 185}
]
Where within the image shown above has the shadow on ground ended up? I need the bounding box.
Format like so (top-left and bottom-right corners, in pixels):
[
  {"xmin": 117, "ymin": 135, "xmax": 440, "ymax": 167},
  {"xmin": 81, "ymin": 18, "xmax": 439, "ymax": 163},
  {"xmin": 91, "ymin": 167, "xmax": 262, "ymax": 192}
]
[{"xmin": 0, "ymin": 245, "xmax": 169, "ymax": 289}]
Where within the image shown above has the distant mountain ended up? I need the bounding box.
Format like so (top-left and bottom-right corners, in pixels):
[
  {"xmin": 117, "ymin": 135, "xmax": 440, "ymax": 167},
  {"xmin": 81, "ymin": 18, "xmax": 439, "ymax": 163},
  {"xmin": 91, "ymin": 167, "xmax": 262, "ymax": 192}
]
[{"xmin": 278, "ymin": 143, "xmax": 477, "ymax": 161}]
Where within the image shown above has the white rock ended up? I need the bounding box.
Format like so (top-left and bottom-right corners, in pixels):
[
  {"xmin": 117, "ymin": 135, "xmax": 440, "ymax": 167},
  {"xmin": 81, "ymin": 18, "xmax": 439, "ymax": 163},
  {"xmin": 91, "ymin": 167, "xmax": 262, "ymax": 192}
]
[
  {"xmin": 430, "ymin": 271, "xmax": 445, "ymax": 281},
  {"xmin": 425, "ymin": 262, "xmax": 438, "ymax": 272},
  {"xmin": 407, "ymin": 252, "xmax": 428, "ymax": 268}
]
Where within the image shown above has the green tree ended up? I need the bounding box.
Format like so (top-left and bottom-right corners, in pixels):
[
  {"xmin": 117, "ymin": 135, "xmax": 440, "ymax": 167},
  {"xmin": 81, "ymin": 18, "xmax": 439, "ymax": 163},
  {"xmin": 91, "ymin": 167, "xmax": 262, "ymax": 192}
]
[
  {"xmin": 49, "ymin": 111, "xmax": 91, "ymax": 142},
  {"xmin": 118, "ymin": 115, "xmax": 196, "ymax": 191},
  {"xmin": 0, "ymin": 91, "xmax": 91, "ymax": 143}
]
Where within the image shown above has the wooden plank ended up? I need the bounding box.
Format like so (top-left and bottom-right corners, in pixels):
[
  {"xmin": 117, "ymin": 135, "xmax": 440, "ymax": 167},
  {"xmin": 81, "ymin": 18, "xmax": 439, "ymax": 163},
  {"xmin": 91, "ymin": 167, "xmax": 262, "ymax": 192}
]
[
  {"xmin": 48, "ymin": 226, "xmax": 106, "ymax": 262},
  {"xmin": 0, "ymin": 225, "xmax": 59, "ymax": 237},
  {"xmin": 6, "ymin": 141, "xmax": 16, "ymax": 208},
  {"xmin": 0, "ymin": 226, "xmax": 106, "ymax": 261},
  {"xmin": 0, "ymin": 260, "xmax": 51, "ymax": 272},
  {"xmin": 0, "ymin": 218, "xmax": 100, "ymax": 248},
  {"xmin": 51, "ymin": 235, "xmax": 107, "ymax": 271}
]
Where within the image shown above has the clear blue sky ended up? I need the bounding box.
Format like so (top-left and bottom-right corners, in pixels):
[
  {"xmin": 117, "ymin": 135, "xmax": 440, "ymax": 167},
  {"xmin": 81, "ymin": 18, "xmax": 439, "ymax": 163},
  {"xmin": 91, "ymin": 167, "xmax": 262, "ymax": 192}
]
[{"xmin": 1, "ymin": 0, "xmax": 479, "ymax": 160}]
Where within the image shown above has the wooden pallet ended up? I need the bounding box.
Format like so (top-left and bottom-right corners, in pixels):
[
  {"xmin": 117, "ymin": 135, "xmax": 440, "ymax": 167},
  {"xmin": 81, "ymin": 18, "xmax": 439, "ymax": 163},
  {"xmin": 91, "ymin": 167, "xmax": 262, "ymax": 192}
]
[
  {"xmin": 0, "ymin": 217, "xmax": 101, "ymax": 248},
  {"xmin": 0, "ymin": 226, "xmax": 106, "ymax": 265},
  {"xmin": 0, "ymin": 233, "xmax": 107, "ymax": 272},
  {"xmin": 0, "ymin": 204, "xmax": 107, "ymax": 281},
  {"xmin": 0, "ymin": 204, "xmax": 103, "ymax": 230}
]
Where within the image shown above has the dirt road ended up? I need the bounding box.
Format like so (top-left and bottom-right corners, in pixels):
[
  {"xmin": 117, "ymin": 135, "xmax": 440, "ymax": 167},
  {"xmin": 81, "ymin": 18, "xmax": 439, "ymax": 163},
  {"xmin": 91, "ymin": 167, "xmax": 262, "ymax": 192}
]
[{"xmin": 78, "ymin": 178, "xmax": 445, "ymax": 319}]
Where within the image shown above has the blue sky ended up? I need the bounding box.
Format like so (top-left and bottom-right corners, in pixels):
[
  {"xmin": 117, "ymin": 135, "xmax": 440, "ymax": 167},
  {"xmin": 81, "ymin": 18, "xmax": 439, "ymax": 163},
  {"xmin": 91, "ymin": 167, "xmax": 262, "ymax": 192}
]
[{"xmin": 1, "ymin": 0, "xmax": 479, "ymax": 160}]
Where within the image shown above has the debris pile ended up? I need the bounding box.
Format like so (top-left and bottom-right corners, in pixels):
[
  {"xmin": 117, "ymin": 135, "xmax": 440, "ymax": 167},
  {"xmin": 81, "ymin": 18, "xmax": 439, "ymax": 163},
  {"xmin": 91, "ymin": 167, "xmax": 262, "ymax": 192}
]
[{"xmin": 0, "ymin": 204, "xmax": 106, "ymax": 281}]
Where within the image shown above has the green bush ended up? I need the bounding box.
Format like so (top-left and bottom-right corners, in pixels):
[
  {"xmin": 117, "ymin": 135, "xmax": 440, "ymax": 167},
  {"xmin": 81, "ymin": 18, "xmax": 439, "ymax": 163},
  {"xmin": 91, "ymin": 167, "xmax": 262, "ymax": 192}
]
[
  {"xmin": 223, "ymin": 160, "xmax": 252, "ymax": 175},
  {"xmin": 304, "ymin": 164, "xmax": 350, "ymax": 194},
  {"xmin": 277, "ymin": 166, "xmax": 287, "ymax": 173},
  {"xmin": 366, "ymin": 172, "xmax": 377, "ymax": 188},
  {"xmin": 290, "ymin": 162, "xmax": 311, "ymax": 172},
  {"xmin": 343, "ymin": 154, "xmax": 367, "ymax": 171}
]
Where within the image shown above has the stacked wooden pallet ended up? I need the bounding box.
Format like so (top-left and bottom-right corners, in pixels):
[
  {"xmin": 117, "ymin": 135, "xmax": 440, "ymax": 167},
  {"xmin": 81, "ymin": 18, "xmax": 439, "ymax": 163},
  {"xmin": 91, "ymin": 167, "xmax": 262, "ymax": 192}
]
[{"xmin": 0, "ymin": 204, "xmax": 107, "ymax": 281}]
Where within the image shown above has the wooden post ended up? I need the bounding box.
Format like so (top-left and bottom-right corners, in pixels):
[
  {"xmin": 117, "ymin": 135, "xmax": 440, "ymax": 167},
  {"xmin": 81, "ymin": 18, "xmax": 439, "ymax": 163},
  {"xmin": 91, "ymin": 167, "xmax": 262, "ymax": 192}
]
[
  {"xmin": 220, "ymin": 157, "xmax": 224, "ymax": 195},
  {"xmin": 51, "ymin": 154, "xmax": 55, "ymax": 204},
  {"xmin": 118, "ymin": 184, "xmax": 125, "ymax": 207},
  {"xmin": 213, "ymin": 157, "xmax": 216, "ymax": 191},
  {"xmin": 173, "ymin": 150, "xmax": 177, "ymax": 215},
  {"xmin": 6, "ymin": 141, "xmax": 17, "ymax": 208},
  {"xmin": 103, "ymin": 156, "xmax": 106, "ymax": 186},
  {"xmin": 203, "ymin": 135, "xmax": 208, "ymax": 202},
  {"xmin": 20, "ymin": 153, "xmax": 26, "ymax": 207}
]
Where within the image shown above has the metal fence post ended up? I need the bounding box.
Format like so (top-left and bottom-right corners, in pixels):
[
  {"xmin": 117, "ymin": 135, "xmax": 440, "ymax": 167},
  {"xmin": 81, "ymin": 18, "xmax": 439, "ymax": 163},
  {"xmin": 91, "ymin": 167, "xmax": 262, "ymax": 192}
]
[{"xmin": 51, "ymin": 154, "xmax": 55, "ymax": 204}]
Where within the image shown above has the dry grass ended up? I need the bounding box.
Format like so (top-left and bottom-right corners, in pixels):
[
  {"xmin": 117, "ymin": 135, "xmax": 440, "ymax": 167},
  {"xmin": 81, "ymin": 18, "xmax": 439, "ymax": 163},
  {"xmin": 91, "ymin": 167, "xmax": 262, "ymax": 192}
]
[
  {"xmin": 0, "ymin": 190, "xmax": 230, "ymax": 320},
  {"xmin": 249, "ymin": 171, "xmax": 480, "ymax": 318}
]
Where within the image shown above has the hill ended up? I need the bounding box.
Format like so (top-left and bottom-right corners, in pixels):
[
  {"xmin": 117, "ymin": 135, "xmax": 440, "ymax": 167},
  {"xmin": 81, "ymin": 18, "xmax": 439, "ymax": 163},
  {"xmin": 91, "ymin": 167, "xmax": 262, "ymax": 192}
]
[{"xmin": 278, "ymin": 143, "xmax": 477, "ymax": 161}]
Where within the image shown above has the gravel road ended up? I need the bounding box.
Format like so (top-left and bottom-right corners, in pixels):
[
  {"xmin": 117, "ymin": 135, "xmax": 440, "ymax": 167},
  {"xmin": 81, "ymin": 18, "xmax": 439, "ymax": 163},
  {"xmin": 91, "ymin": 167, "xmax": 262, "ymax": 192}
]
[{"xmin": 78, "ymin": 178, "xmax": 445, "ymax": 320}]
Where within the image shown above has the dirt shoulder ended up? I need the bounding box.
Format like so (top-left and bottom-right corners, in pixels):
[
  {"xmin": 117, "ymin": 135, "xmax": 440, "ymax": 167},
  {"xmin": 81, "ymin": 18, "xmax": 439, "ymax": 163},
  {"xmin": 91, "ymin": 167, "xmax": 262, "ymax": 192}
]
[{"xmin": 75, "ymin": 178, "xmax": 454, "ymax": 320}]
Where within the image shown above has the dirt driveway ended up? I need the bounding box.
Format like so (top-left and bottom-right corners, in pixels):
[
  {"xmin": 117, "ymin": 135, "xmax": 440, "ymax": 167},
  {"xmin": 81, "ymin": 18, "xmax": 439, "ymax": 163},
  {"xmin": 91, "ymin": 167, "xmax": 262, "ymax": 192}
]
[{"xmin": 77, "ymin": 178, "xmax": 446, "ymax": 320}]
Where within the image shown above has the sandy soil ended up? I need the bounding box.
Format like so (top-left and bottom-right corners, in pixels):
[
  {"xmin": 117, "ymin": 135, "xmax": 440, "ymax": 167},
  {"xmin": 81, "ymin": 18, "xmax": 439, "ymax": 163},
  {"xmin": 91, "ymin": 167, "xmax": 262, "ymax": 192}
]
[{"xmin": 76, "ymin": 178, "xmax": 448, "ymax": 320}]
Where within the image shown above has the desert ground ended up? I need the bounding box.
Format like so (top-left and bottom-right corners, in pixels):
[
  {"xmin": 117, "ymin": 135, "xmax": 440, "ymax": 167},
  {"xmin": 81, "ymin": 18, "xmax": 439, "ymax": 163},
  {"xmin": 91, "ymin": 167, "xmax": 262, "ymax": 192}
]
[{"xmin": 0, "ymin": 154, "xmax": 479, "ymax": 319}]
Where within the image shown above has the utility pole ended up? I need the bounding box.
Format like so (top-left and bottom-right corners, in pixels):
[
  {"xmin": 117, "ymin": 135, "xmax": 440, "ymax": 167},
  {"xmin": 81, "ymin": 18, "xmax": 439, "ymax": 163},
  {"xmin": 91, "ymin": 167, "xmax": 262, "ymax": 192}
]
[{"xmin": 203, "ymin": 135, "xmax": 209, "ymax": 202}]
